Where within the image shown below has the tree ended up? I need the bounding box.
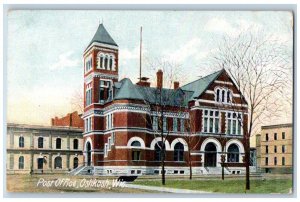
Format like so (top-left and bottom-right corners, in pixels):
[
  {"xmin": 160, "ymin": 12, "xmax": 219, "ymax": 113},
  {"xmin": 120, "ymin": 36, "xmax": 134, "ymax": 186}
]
[
  {"xmin": 141, "ymin": 58, "xmax": 187, "ymax": 185},
  {"xmin": 181, "ymin": 112, "xmax": 202, "ymax": 180},
  {"xmin": 208, "ymin": 28, "xmax": 292, "ymax": 190},
  {"xmin": 70, "ymin": 88, "xmax": 84, "ymax": 114}
]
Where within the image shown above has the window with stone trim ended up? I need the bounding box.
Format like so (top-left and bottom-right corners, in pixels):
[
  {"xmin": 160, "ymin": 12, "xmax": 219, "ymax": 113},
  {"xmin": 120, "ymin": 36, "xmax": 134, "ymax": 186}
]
[
  {"xmin": 173, "ymin": 118, "xmax": 178, "ymax": 132},
  {"xmin": 54, "ymin": 156, "xmax": 62, "ymax": 169},
  {"xmin": 174, "ymin": 142, "xmax": 184, "ymax": 161},
  {"xmin": 203, "ymin": 109, "xmax": 220, "ymax": 133},
  {"xmin": 226, "ymin": 112, "xmax": 242, "ymax": 135},
  {"xmin": 38, "ymin": 137, "xmax": 43, "ymax": 148},
  {"xmin": 85, "ymin": 83, "xmax": 92, "ymax": 106},
  {"xmin": 180, "ymin": 118, "xmax": 185, "ymax": 132},
  {"xmin": 215, "ymin": 87, "xmax": 232, "ymax": 104},
  {"xmin": 152, "ymin": 116, "xmax": 158, "ymax": 131},
  {"xmin": 18, "ymin": 156, "xmax": 24, "ymax": 169},
  {"xmin": 56, "ymin": 138, "xmax": 61, "ymax": 149},
  {"xmin": 73, "ymin": 139, "xmax": 78, "ymax": 150},
  {"xmin": 19, "ymin": 136, "xmax": 24, "ymax": 148},
  {"xmin": 131, "ymin": 141, "xmax": 141, "ymax": 161}
]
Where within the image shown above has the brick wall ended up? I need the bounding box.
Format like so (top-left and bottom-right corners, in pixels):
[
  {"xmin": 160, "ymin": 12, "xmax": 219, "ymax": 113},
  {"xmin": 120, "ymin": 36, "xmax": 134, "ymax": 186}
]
[{"xmin": 51, "ymin": 111, "xmax": 83, "ymax": 128}]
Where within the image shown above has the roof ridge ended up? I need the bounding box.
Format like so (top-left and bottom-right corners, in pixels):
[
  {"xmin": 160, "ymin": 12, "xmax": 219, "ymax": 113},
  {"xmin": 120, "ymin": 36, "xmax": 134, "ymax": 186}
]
[{"xmin": 181, "ymin": 69, "xmax": 223, "ymax": 88}]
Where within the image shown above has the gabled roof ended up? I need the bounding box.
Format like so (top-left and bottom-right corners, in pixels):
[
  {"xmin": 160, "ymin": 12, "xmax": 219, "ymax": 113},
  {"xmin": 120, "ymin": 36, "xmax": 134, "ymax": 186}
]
[
  {"xmin": 86, "ymin": 23, "xmax": 118, "ymax": 50},
  {"xmin": 114, "ymin": 78, "xmax": 193, "ymax": 107},
  {"xmin": 114, "ymin": 78, "xmax": 144, "ymax": 101},
  {"xmin": 180, "ymin": 69, "xmax": 224, "ymax": 99}
]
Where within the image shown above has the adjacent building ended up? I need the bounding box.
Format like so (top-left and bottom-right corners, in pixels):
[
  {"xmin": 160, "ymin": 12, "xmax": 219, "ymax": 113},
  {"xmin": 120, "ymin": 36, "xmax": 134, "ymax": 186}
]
[
  {"xmin": 80, "ymin": 23, "xmax": 250, "ymax": 176},
  {"xmin": 256, "ymin": 123, "xmax": 293, "ymax": 174},
  {"xmin": 6, "ymin": 123, "xmax": 84, "ymax": 174}
]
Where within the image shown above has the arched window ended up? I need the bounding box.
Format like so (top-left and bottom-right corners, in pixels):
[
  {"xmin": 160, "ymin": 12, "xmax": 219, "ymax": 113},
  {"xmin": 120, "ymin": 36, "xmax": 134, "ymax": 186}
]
[
  {"xmin": 54, "ymin": 156, "xmax": 62, "ymax": 169},
  {"xmin": 100, "ymin": 54, "xmax": 104, "ymax": 68},
  {"xmin": 216, "ymin": 89, "xmax": 220, "ymax": 102},
  {"xmin": 174, "ymin": 142, "xmax": 184, "ymax": 161},
  {"xmin": 56, "ymin": 138, "xmax": 61, "ymax": 149},
  {"xmin": 73, "ymin": 139, "xmax": 78, "ymax": 150},
  {"xmin": 222, "ymin": 90, "xmax": 225, "ymax": 102},
  {"xmin": 227, "ymin": 91, "xmax": 231, "ymax": 103},
  {"xmin": 19, "ymin": 156, "xmax": 24, "ymax": 169},
  {"xmin": 73, "ymin": 157, "xmax": 78, "ymax": 169},
  {"xmin": 38, "ymin": 137, "xmax": 43, "ymax": 148},
  {"xmin": 104, "ymin": 55, "xmax": 108, "ymax": 69},
  {"xmin": 131, "ymin": 141, "xmax": 141, "ymax": 161},
  {"xmin": 227, "ymin": 144, "xmax": 239, "ymax": 163},
  {"xmin": 109, "ymin": 56, "xmax": 113, "ymax": 70},
  {"xmin": 131, "ymin": 141, "xmax": 141, "ymax": 147},
  {"xmin": 19, "ymin": 136, "xmax": 24, "ymax": 148},
  {"xmin": 154, "ymin": 141, "xmax": 165, "ymax": 161}
]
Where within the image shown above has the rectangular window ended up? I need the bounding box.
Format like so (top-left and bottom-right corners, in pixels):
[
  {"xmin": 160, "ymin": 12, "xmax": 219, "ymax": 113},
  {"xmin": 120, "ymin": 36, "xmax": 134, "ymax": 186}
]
[
  {"xmin": 266, "ymin": 146, "xmax": 269, "ymax": 154},
  {"xmin": 266, "ymin": 133, "xmax": 269, "ymax": 141},
  {"xmin": 282, "ymin": 145, "xmax": 286, "ymax": 153},
  {"xmin": 226, "ymin": 112, "xmax": 242, "ymax": 135},
  {"xmin": 9, "ymin": 154, "xmax": 14, "ymax": 169},
  {"xmin": 282, "ymin": 132, "xmax": 286, "ymax": 140},
  {"xmin": 203, "ymin": 109, "xmax": 221, "ymax": 133},
  {"xmin": 180, "ymin": 119, "xmax": 185, "ymax": 132},
  {"xmin": 153, "ymin": 116, "xmax": 158, "ymax": 131},
  {"xmin": 237, "ymin": 122, "xmax": 242, "ymax": 135},
  {"xmin": 209, "ymin": 118, "xmax": 214, "ymax": 133},
  {"xmin": 282, "ymin": 157, "xmax": 285, "ymax": 166},
  {"xmin": 173, "ymin": 118, "xmax": 178, "ymax": 132},
  {"xmin": 274, "ymin": 157, "xmax": 277, "ymax": 166},
  {"xmin": 274, "ymin": 133, "xmax": 277, "ymax": 140},
  {"xmin": 204, "ymin": 118, "xmax": 208, "ymax": 133},
  {"xmin": 163, "ymin": 117, "xmax": 168, "ymax": 131},
  {"xmin": 265, "ymin": 157, "xmax": 268, "ymax": 166},
  {"xmin": 274, "ymin": 146, "xmax": 277, "ymax": 153},
  {"xmin": 215, "ymin": 118, "xmax": 219, "ymax": 133}
]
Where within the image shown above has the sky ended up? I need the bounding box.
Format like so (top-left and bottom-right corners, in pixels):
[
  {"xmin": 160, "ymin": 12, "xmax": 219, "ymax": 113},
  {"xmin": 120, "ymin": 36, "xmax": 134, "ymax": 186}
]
[{"xmin": 7, "ymin": 11, "xmax": 293, "ymax": 146}]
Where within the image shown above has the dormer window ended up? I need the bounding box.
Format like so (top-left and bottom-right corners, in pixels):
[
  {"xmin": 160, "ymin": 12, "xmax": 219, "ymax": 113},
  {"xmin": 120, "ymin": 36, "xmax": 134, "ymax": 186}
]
[{"xmin": 215, "ymin": 87, "xmax": 232, "ymax": 104}]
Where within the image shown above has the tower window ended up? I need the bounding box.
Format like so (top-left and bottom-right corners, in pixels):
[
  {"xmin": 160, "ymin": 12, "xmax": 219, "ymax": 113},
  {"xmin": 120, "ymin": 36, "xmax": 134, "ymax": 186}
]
[
  {"xmin": 109, "ymin": 56, "xmax": 113, "ymax": 70},
  {"xmin": 100, "ymin": 54, "xmax": 104, "ymax": 69},
  {"xmin": 104, "ymin": 56, "xmax": 108, "ymax": 69}
]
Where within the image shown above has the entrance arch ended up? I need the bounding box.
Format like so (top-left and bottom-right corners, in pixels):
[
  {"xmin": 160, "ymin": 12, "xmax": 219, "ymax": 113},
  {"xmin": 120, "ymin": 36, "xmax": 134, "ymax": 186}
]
[
  {"xmin": 204, "ymin": 142, "xmax": 217, "ymax": 167},
  {"xmin": 86, "ymin": 141, "xmax": 92, "ymax": 166}
]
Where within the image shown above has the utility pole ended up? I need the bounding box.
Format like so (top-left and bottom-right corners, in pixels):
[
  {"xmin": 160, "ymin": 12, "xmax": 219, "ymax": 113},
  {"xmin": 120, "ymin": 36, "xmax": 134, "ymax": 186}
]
[{"xmin": 139, "ymin": 26, "xmax": 142, "ymax": 82}]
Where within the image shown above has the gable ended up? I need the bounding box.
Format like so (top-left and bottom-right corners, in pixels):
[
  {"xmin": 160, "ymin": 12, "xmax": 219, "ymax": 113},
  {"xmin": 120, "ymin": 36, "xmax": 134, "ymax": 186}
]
[{"xmin": 198, "ymin": 69, "xmax": 248, "ymax": 105}]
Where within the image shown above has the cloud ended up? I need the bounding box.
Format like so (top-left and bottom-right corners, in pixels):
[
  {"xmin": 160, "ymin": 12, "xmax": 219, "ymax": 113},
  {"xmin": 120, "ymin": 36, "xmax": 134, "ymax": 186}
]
[
  {"xmin": 49, "ymin": 51, "xmax": 81, "ymax": 70},
  {"xmin": 205, "ymin": 18, "xmax": 236, "ymax": 34},
  {"xmin": 163, "ymin": 38, "xmax": 202, "ymax": 63},
  {"xmin": 204, "ymin": 18, "xmax": 263, "ymax": 36}
]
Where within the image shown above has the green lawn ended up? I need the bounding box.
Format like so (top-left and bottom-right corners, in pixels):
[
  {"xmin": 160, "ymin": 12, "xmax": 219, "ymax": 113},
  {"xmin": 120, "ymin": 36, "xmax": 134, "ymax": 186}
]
[{"xmin": 133, "ymin": 178, "xmax": 293, "ymax": 194}]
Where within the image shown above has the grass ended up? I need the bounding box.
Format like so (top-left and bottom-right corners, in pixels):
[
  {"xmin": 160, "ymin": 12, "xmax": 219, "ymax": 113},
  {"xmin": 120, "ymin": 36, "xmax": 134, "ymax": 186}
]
[{"xmin": 133, "ymin": 177, "xmax": 293, "ymax": 194}]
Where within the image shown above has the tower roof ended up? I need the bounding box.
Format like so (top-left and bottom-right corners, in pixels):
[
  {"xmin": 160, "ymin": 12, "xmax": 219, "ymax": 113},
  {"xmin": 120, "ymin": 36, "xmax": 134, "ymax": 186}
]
[{"xmin": 86, "ymin": 23, "xmax": 118, "ymax": 50}]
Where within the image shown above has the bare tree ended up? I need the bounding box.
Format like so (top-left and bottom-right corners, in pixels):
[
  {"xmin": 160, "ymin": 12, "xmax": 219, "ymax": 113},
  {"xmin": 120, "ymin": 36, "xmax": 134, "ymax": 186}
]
[
  {"xmin": 208, "ymin": 28, "xmax": 292, "ymax": 190},
  {"xmin": 140, "ymin": 58, "xmax": 187, "ymax": 185},
  {"xmin": 180, "ymin": 113, "xmax": 202, "ymax": 180},
  {"xmin": 70, "ymin": 88, "xmax": 84, "ymax": 114}
]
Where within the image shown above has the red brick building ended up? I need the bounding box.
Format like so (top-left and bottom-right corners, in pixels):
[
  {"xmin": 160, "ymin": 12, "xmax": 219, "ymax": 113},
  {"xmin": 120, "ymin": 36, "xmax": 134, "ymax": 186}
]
[
  {"xmin": 81, "ymin": 23, "xmax": 249, "ymax": 175},
  {"xmin": 51, "ymin": 111, "xmax": 83, "ymax": 129}
]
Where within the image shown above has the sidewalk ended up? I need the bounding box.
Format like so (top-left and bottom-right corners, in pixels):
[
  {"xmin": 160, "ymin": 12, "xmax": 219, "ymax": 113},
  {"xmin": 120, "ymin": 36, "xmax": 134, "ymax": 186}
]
[{"xmin": 125, "ymin": 183, "xmax": 212, "ymax": 194}]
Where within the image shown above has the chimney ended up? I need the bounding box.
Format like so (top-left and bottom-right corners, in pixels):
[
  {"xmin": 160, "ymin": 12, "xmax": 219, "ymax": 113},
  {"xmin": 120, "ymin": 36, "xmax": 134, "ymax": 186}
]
[
  {"xmin": 136, "ymin": 77, "xmax": 150, "ymax": 87},
  {"xmin": 157, "ymin": 69, "xmax": 163, "ymax": 89},
  {"xmin": 174, "ymin": 81, "xmax": 179, "ymax": 90}
]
